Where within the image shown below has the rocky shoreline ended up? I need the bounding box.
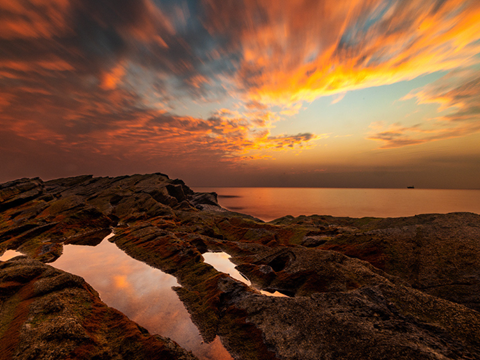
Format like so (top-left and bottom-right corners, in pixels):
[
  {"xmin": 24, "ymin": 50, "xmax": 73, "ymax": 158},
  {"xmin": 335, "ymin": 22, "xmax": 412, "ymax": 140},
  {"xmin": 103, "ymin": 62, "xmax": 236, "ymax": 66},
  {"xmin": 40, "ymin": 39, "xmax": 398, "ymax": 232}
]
[{"xmin": 1, "ymin": 173, "xmax": 480, "ymax": 359}]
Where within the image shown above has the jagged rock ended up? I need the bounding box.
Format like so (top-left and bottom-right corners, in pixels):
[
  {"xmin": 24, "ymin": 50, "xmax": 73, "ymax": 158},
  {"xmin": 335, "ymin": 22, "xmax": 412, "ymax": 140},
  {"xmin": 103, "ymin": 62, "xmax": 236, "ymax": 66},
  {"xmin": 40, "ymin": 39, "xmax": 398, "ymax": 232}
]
[
  {"xmin": 0, "ymin": 178, "xmax": 44, "ymax": 212},
  {"xmin": 0, "ymin": 174, "xmax": 205, "ymax": 262},
  {"xmin": 188, "ymin": 192, "xmax": 220, "ymax": 208}
]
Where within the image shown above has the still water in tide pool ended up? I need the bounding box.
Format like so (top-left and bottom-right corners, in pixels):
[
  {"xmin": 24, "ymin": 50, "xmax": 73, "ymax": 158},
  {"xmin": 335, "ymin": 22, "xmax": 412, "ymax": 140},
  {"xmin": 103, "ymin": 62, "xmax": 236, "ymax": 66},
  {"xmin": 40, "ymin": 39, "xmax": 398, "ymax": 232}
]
[
  {"xmin": 203, "ymin": 252, "xmax": 286, "ymax": 297},
  {"xmin": 0, "ymin": 250, "xmax": 24, "ymax": 261},
  {"xmin": 52, "ymin": 235, "xmax": 233, "ymax": 360},
  {"xmin": 193, "ymin": 187, "xmax": 480, "ymax": 221}
]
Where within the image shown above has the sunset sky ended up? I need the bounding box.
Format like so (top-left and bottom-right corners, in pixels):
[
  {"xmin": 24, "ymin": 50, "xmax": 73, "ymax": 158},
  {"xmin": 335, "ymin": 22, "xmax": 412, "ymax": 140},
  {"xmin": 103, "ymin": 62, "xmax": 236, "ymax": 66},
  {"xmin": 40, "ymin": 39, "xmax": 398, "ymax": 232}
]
[{"xmin": 1, "ymin": 0, "xmax": 480, "ymax": 188}]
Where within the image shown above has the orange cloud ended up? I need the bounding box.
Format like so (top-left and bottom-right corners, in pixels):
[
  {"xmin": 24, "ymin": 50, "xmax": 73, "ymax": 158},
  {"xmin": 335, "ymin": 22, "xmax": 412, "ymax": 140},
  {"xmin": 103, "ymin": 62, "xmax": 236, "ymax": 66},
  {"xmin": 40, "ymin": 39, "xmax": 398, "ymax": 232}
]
[
  {"xmin": 93, "ymin": 113, "xmax": 322, "ymax": 164},
  {"xmin": 0, "ymin": 93, "xmax": 14, "ymax": 111},
  {"xmin": 0, "ymin": 75, "xmax": 321, "ymax": 167},
  {"xmin": 280, "ymin": 103, "xmax": 303, "ymax": 116},
  {"xmin": 368, "ymin": 121, "xmax": 480, "ymax": 149},
  {"xmin": 100, "ymin": 62, "xmax": 127, "ymax": 90},
  {"xmin": 0, "ymin": 0, "xmax": 71, "ymax": 40},
  {"xmin": 405, "ymin": 68, "xmax": 480, "ymax": 117},
  {"xmin": 369, "ymin": 67, "xmax": 480, "ymax": 148},
  {"xmin": 252, "ymin": 132, "xmax": 327, "ymax": 151},
  {"xmin": 204, "ymin": 0, "xmax": 480, "ymax": 106},
  {"xmin": 185, "ymin": 74, "xmax": 211, "ymax": 89},
  {"xmin": 245, "ymin": 100, "xmax": 268, "ymax": 110},
  {"xmin": 331, "ymin": 92, "xmax": 347, "ymax": 105}
]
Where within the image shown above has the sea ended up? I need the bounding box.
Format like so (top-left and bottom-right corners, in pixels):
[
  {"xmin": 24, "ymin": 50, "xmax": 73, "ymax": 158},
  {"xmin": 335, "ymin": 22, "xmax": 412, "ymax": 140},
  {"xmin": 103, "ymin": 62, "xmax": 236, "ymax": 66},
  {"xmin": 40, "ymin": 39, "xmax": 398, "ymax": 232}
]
[{"xmin": 192, "ymin": 187, "xmax": 480, "ymax": 222}]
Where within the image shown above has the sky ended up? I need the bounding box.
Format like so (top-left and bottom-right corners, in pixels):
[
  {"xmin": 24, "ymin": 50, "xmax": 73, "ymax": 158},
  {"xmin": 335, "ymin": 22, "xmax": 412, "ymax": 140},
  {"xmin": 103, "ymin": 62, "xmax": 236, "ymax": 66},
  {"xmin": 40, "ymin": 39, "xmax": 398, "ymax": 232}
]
[{"xmin": 1, "ymin": 0, "xmax": 480, "ymax": 189}]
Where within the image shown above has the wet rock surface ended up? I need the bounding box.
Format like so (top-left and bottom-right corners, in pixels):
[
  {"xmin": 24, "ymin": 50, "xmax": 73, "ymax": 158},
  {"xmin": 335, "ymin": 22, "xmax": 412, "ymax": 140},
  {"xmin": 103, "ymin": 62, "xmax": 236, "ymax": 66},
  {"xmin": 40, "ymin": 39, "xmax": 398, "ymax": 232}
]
[{"xmin": 1, "ymin": 173, "xmax": 480, "ymax": 359}]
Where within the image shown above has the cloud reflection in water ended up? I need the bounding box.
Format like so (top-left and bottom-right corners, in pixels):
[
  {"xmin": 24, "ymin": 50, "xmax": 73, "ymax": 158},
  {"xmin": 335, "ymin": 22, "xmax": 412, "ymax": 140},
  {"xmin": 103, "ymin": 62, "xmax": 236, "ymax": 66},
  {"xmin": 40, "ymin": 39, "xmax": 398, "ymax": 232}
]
[{"xmin": 53, "ymin": 237, "xmax": 232, "ymax": 360}]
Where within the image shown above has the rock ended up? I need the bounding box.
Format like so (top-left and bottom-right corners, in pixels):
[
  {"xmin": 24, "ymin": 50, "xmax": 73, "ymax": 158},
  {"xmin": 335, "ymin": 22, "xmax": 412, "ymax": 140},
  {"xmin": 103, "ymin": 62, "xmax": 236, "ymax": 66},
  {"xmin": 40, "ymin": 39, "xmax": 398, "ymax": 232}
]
[
  {"xmin": 188, "ymin": 192, "xmax": 220, "ymax": 207},
  {"xmin": 233, "ymin": 283, "xmax": 480, "ymax": 360},
  {"xmin": 0, "ymin": 178, "xmax": 44, "ymax": 212},
  {"xmin": 0, "ymin": 174, "xmax": 204, "ymax": 262},
  {"xmin": 301, "ymin": 235, "xmax": 329, "ymax": 247},
  {"xmin": 312, "ymin": 213, "xmax": 480, "ymax": 311},
  {"xmin": 235, "ymin": 246, "xmax": 405, "ymax": 296},
  {"xmin": 0, "ymin": 257, "xmax": 198, "ymax": 360},
  {"xmin": 111, "ymin": 217, "xmax": 480, "ymax": 360},
  {"xmin": 2, "ymin": 173, "xmax": 480, "ymax": 359}
]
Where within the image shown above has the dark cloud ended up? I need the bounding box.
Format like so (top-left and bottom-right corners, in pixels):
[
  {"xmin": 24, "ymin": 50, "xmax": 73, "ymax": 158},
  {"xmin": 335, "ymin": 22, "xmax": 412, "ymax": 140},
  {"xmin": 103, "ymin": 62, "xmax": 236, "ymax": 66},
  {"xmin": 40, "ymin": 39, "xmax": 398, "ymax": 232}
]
[{"xmin": 0, "ymin": 0, "xmax": 228, "ymax": 101}]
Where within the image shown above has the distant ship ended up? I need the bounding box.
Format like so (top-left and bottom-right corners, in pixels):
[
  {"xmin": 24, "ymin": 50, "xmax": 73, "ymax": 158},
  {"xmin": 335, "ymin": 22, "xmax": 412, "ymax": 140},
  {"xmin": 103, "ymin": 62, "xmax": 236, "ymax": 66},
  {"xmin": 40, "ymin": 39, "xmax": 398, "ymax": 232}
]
[{"xmin": 407, "ymin": 186, "xmax": 415, "ymax": 189}]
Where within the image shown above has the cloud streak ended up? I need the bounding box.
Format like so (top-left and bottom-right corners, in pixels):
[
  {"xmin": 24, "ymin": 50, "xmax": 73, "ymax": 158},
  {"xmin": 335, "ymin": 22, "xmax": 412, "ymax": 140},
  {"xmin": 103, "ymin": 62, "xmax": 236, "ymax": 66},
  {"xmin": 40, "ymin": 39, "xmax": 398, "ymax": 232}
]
[
  {"xmin": 203, "ymin": 0, "xmax": 480, "ymax": 106},
  {"xmin": 4, "ymin": 1, "xmax": 479, "ymax": 106},
  {"xmin": 369, "ymin": 67, "xmax": 480, "ymax": 148}
]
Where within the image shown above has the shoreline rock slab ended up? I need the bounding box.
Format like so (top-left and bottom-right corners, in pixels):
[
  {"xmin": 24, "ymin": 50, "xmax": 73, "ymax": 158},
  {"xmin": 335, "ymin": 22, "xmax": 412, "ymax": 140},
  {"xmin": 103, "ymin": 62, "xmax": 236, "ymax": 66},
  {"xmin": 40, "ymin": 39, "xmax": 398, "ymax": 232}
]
[{"xmin": 2, "ymin": 173, "xmax": 480, "ymax": 359}]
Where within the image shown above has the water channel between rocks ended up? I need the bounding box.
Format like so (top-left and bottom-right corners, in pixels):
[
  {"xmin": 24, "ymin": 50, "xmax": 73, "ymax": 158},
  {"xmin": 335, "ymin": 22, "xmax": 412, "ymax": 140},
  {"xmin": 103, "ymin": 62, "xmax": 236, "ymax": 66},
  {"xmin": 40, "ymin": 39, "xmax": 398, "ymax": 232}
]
[
  {"xmin": 0, "ymin": 235, "xmax": 286, "ymax": 358},
  {"xmin": 202, "ymin": 252, "xmax": 286, "ymax": 297},
  {"xmin": 50, "ymin": 233, "xmax": 233, "ymax": 360},
  {"xmin": 0, "ymin": 249, "xmax": 24, "ymax": 261}
]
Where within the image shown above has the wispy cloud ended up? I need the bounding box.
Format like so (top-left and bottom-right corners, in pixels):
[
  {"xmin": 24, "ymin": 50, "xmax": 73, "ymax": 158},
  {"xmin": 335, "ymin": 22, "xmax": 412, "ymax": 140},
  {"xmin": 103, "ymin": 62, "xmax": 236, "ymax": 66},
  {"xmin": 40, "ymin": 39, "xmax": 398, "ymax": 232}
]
[
  {"xmin": 0, "ymin": 79, "xmax": 320, "ymax": 167},
  {"xmin": 4, "ymin": 0, "xmax": 479, "ymax": 108},
  {"xmin": 369, "ymin": 67, "xmax": 480, "ymax": 148},
  {"xmin": 331, "ymin": 92, "xmax": 347, "ymax": 105}
]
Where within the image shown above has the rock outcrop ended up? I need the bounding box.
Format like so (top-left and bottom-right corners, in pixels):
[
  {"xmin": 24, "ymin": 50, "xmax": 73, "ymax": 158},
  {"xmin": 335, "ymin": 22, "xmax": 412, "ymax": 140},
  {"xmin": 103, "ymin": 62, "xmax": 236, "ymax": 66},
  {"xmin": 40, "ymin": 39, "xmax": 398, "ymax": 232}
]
[
  {"xmin": 2, "ymin": 173, "xmax": 480, "ymax": 359},
  {"xmin": 0, "ymin": 256, "xmax": 197, "ymax": 360}
]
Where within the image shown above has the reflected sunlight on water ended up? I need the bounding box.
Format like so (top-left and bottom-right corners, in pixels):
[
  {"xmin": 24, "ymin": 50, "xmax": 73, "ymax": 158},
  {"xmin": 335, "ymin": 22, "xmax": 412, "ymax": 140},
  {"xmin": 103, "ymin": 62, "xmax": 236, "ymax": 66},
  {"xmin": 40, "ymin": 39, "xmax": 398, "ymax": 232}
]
[
  {"xmin": 0, "ymin": 249, "xmax": 24, "ymax": 261},
  {"xmin": 203, "ymin": 252, "xmax": 248, "ymax": 285},
  {"xmin": 203, "ymin": 252, "xmax": 286, "ymax": 297},
  {"xmin": 53, "ymin": 234, "xmax": 233, "ymax": 360},
  {"xmin": 194, "ymin": 187, "xmax": 480, "ymax": 221}
]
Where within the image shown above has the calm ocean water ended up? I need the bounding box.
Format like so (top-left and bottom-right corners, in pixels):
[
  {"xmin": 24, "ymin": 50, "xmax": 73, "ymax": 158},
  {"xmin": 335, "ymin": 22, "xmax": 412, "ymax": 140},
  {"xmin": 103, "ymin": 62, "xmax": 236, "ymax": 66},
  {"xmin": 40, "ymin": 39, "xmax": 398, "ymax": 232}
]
[{"xmin": 192, "ymin": 187, "xmax": 480, "ymax": 222}]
